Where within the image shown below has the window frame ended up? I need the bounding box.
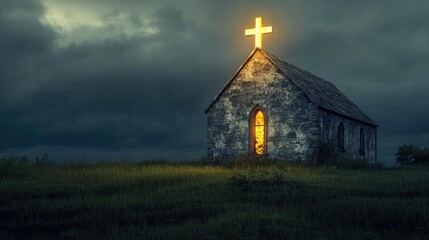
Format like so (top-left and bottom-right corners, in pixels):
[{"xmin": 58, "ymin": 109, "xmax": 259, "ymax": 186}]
[
  {"xmin": 359, "ymin": 128, "xmax": 365, "ymax": 155},
  {"xmin": 337, "ymin": 121, "xmax": 345, "ymax": 152},
  {"xmin": 249, "ymin": 106, "xmax": 268, "ymax": 156}
]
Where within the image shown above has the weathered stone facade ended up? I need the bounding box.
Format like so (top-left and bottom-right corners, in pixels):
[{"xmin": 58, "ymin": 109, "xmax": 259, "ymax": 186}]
[
  {"xmin": 319, "ymin": 110, "xmax": 377, "ymax": 163},
  {"xmin": 205, "ymin": 49, "xmax": 377, "ymax": 163}
]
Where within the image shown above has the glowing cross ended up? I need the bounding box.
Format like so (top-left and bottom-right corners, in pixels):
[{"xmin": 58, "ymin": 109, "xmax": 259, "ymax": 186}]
[{"xmin": 245, "ymin": 17, "xmax": 273, "ymax": 49}]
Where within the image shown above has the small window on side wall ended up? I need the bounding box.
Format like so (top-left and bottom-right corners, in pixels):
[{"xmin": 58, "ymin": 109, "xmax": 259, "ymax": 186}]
[
  {"xmin": 359, "ymin": 128, "xmax": 365, "ymax": 155},
  {"xmin": 337, "ymin": 122, "xmax": 345, "ymax": 152}
]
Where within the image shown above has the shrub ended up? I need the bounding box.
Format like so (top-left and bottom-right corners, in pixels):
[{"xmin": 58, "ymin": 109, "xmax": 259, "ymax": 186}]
[
  {"xmin": 222, "ymin": 156, "xmax": 277, "ymax": 168},
  {"xmin": 0, "ymin": 155, "xmax": 31, "ymax": 179},
  {"xmin": 229, "ymin": 170, "xmax": 290, "ymax": 189},
  {"xmin": 319, "ymin": 140, "xmax": 383, "ymax": 169},
  {"xmin": 414, "ymin": 147, "xmax": 429, "ymax": 165},
  {"xmin": 395, "ymin": 144, "xmax": 429, "ymax": 165},
  {"xmin": 336, "ymin": 158, "xmax": 374, "ymax": 169},
  {"xmin": 319, "ymin": 140, "xmax": 340, "ymax": 165},
  {"xmin": 34, "ymin": 153, "xmax": 53, "ymax": 166}
]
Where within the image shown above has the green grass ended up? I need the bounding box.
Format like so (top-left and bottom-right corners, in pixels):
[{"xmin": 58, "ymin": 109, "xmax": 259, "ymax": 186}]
[{"xmin": 0, "ymin": 158, "xmax": 428, "ymax": 240}]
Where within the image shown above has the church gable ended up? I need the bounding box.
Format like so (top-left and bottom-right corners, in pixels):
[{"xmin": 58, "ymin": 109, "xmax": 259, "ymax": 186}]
[
  {"xmin": 206, "ymin": 49, "xmax": 319, "ymax": 161},
  {"xmin": 204, "ymin": 48, "xmax": 275, "ymax": 113},
  {"xmin": 221, "ymin": 50, "xmax": 285, "ymax": 101},
  {"xmin": 205, "ymin": 48, "xmax": 307, "ymax": 114}
]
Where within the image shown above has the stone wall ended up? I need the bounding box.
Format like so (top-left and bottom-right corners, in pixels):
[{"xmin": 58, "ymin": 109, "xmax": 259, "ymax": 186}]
[
  {"xmin": 206, "ymin": 51, "xmax": 320, "ymax": 162},
  {"xmin": 319, "ymin": 110, "xmax": 377, "ymax": 163}
]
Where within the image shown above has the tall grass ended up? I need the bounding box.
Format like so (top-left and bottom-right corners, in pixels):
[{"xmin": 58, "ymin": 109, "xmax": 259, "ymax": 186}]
[{"xmin": 0, "ymin": 156, "xmax": 428, "ymax": 239}]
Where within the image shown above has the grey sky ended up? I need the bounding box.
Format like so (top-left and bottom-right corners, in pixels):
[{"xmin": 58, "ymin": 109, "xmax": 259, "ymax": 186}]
[{"xmin": 1, "ymin": 0, "xmax": 428, "ymax": 165}]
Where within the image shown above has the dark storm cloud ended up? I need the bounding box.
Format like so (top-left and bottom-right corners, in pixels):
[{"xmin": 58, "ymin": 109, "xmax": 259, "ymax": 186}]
[
  {"xmin": 0, "ymin": 0, "xmax": 54, "ymax": 61},
  {"xmin": 277, "ymin": 1, "xmax": 429, "ymax": 134},
  {"xmin": 0, "ymin": 1, "xmax": 217, "ymax": 153},
  {"xmin": 0, "ymin": 0, "xmax": 54, "ymax": 92},
  {"xmin": 1, "ymin": 0, "xmax": 428, "ymax": 164}
]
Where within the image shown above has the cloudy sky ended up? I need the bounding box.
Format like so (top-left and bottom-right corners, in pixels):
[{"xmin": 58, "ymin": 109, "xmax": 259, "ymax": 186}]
[{"xmin": 1, "ymin": 0, "xmax": 428, "ymax": 165}]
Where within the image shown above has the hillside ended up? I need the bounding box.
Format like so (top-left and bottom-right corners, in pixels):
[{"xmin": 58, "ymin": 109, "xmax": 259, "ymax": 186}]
[{"xmin": 0, "ymin": 159, "xmax": 428, "ymax": 239}]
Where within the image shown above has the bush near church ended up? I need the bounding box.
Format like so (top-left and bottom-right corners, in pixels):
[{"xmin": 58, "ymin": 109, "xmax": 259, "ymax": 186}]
[{"xmin": 395, "ymin": 144, "xmax": 429, "ymax": 165}]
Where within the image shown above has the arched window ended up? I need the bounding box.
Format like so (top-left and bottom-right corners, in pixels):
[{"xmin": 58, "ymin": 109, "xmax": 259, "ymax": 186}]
[
  {"xmin": 250, "ymin": 108, "xmax": 266, "ymax": 155},
  {"xmin": 359, "ymin": 128, "xmax": 365, "ymax": 155},
  {"xmin": 337, "ymin": 122, "xmax": 345, "ymax": 151}
]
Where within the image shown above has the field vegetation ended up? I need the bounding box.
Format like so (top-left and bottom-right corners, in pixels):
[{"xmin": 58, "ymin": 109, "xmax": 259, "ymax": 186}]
[{"xmin": 0, "ymin": 156, "xmax": 428, "ymax": 239}]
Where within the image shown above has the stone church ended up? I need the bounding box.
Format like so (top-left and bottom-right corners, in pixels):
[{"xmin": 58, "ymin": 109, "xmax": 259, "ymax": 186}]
[
  {"xmin": 205, "ymin": 17, "xmax": 377, "ymax": 163},
  {"xmin": 205, "ymin": 48, "xmax": 378, "ymax": 163}
]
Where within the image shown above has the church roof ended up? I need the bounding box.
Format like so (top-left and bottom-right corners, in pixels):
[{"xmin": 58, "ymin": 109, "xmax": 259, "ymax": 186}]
[{"xmin": 205, "ymin": 48, "xmax": 378, "ymax": 127}]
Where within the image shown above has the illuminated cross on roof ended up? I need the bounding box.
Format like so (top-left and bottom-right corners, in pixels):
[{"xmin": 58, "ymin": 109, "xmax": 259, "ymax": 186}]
[{"xmin": 245, "ymin": 17, "xmax": 273, "ymax": 49}]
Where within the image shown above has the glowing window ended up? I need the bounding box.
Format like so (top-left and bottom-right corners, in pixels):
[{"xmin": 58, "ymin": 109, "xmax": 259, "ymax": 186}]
[{"xmin": 254, "ymin": 110, "xmax": 265, "ymax": 155}]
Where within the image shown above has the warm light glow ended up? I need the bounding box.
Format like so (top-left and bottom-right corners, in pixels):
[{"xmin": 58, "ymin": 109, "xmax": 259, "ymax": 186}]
[
  {"xmin": 245, "ymin": 17, "xmax": 273, "ymax": 49},
  {"xmin": 254, "ymin": 110, "xmax": 265, "ymax": 155}
]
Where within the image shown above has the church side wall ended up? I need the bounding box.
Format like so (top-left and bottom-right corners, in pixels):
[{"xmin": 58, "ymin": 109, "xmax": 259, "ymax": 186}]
[
  {"xmin": 206, "ymin": 51, "xmax": 320, "ymax": 162},
  {"xmin": 319, "ymin": 110, "xmax": 377, "ymax": 163}
]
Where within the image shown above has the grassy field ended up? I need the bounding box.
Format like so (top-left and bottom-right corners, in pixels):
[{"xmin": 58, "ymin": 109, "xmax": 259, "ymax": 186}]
[{"xmin": 0, "ymin": 158, "xmax": 428, "ymax": 240}]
